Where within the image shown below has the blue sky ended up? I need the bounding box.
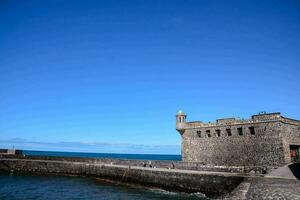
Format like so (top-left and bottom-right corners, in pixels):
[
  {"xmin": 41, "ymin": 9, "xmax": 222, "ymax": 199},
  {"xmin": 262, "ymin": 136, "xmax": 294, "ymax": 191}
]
[{"xmin": 0, "ymin": 0, "xmax": 299, "ymax": 154}]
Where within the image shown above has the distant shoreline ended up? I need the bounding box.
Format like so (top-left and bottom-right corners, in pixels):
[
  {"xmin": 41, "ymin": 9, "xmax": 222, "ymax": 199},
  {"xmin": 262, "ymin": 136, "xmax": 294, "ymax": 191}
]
[{"xmin": 23, "ymin": 150, "xmax": 182, "ymax": 161}]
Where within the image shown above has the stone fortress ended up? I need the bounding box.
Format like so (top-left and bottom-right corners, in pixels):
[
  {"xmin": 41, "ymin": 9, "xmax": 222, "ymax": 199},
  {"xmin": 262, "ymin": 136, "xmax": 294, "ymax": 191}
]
[{"xmin": 176, "ymin": 111, "xmax": 300, "ymax": 167}]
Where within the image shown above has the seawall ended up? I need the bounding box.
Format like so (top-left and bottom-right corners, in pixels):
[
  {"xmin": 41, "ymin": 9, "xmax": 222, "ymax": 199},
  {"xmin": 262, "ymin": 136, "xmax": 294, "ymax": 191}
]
[{"xmin": 0, "ymin": 155, "xmax": 247, "ymax": 198}]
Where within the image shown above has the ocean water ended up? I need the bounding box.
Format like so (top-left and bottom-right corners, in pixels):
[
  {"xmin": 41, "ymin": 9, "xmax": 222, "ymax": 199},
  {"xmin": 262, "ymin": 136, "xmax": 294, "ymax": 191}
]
[
  {"xmin": 0, "ymin": 151, "xmax": 203, "ymax": 199},
  {"xmin": 0, "ymin": 151, "xmax": 202, "ymax": 200},
  {"xmin": 0, "ymin": 174, "xmax": 208, "ymax": 200},
  {"xmin": 23, "ymin": 150, "xmax": 182, "ymax": 161}
]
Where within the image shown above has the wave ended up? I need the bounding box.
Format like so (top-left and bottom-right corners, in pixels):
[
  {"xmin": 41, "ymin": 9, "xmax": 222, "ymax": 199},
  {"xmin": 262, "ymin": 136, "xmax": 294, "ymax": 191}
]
[{"xmin": 146, "ymin": 187, "xmax": 208, "ymax": 199}]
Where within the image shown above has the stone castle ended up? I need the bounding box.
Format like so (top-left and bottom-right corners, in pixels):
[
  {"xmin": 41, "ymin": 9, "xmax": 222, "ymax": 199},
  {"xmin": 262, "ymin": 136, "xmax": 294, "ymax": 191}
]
[{"xmin": 176, "ymin": 111, "xmax": 300, "ymax": 167}]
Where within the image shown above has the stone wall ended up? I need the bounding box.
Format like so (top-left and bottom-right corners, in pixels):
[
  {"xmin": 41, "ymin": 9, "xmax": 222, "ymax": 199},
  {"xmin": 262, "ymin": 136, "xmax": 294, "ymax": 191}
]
[
  {"xmin": 280, "ymin": 121, "xmax": 300, "ymax": 163},
  {"xmin": 0, "ymin": 157, "xmax": 244, "ymax": 198},
  {"xmin": 181, "ymin": 121, "xmax": 286, "ymax": 166},
  {"xmin": 177, "ymin": 112, "xmax": 300, "ymax": 167},
  {"xmin": 0, "ymin": 154, "xmax": 249, "ymax": 173}
]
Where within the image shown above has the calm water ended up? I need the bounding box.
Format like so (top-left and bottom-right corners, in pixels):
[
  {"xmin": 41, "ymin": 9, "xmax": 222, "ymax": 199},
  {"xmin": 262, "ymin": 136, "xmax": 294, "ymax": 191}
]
[
  {"xmin": 0, "ymin": 174, "xmax": 208, "ymax": 200},
  {"xmin": 0, "ymin": 151, "xmax": 202, "ymax": 199},
  {"xmin": 23, "ymin": 150, "xmax": 182, "ymax": 161}
]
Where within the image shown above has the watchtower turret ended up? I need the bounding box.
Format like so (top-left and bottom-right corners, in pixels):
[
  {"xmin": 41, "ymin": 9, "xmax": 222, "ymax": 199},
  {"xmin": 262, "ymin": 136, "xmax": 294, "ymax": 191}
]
[{"xmin": 176, "ymin": 110, "xmax": 186, "ymax": 133}]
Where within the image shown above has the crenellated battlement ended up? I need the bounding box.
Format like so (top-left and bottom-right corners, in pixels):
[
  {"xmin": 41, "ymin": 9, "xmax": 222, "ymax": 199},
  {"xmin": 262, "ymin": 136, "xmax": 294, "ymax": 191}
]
[{"xmin": 178, "ymin": 112, "xmax": 300, "ymax": 130}]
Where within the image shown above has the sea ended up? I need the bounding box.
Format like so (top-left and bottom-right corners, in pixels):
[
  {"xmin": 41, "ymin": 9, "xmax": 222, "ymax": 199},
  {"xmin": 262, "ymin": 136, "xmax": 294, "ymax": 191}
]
[
  {"xmin": 0, "ymin": 150, "xmax": 208, "ymax": 200},
  {"xmin": 23, "ymin": 150, "xmax": 182, "ymax": 161}
]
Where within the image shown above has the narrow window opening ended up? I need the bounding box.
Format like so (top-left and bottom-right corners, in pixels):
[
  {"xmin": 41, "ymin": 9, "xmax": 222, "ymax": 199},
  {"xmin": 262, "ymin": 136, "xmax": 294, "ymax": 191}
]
[
  {"xmin": 237, "ymin": 127, "xmax": 243, "ymax": 136},
  {"xmin": 215, "ymin": 129, "xmax": 221, "ymax": 137},
  {"xmin": 196, "ymin": 131, "xmax": 201, "ymax": 138},
  {"xmin": 264, "ymin": 127, "xmax": 267, "ymax": 131},
  {"xmin": 226, "ymin": 128, "xmax": 232, "ymax": 136},
  {"xmin": 249, "ymin": 127, "xmax": 255, "ymax": 135},
  {"xmin": 206, "ymin": 130, "xmax": 211, "ymax": 138}
]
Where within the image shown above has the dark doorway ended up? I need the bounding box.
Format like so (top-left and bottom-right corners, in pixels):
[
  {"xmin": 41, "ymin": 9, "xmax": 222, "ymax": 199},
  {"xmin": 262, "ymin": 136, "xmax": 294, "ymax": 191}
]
[{"xmin": 290, "ymin": 145, "xmax": 300, "ymax": 163}]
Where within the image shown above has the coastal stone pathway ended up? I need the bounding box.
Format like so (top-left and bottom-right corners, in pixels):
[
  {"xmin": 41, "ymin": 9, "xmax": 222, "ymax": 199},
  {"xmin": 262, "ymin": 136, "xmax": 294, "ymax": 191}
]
[
  {"xmin": 226, "ymin": 177, "xmax": 300, "ymax": 200},
  {"xmin": 245, "ymin": 178, "xmax": 300, "ymax": 200},
  {"xmin": 225, "ymin": 178, "xmax": 251, "ymax": 200}
]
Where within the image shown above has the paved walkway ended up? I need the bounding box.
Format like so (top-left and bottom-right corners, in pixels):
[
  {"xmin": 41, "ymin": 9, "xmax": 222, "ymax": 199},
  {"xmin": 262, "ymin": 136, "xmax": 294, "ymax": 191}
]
[
  {"xmin": 0, "ymin": 158, "xmax": 249, "ymax": 177},
  {"xmin": 246, "ymin": 178, "xmax": 300, "ymax": 200},
  {"xmin": 266, "ymin": 164, "xmax": 297, "ymax": 179}
]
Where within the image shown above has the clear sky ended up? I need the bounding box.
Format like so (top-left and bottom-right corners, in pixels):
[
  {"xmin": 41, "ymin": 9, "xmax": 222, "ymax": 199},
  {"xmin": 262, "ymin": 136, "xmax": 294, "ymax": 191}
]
[{"xmin": 0, "ymin": 0, "xmax": 299, "ymax": 154}]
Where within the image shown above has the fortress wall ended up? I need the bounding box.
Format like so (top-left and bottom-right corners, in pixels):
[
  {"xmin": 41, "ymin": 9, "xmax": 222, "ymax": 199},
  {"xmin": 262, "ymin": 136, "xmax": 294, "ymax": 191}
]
[
  {"xmin": 280, "ymin": 121, "xmax": 300, "ymax": 142},
  {"xmin": 280, "ymin": 122, "xmax": 300, "ymax": 163},
  {"xmin": 182, "ymin": 122, "xmax": 286, "ymax": 166},
  {"xmin": 0, "ymin": 157, "xmax": 244, "ymax": 198}
]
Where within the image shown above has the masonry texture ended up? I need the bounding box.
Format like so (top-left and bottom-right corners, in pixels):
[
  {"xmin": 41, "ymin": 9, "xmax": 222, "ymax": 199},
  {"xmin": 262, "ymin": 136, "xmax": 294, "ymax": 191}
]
[
  {"xmin": 176, "ymin": 111, "xmax": 300, "ymax": 167},
  {"xmin": 0, "ymin": 156, "xmax": 244, "ymax": 198}
]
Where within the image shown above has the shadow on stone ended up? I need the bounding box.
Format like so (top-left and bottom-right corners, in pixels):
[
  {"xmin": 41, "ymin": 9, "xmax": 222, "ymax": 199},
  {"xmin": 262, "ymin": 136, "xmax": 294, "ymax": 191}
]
[{"xmin": 289, "ymin": 163, "xmax": 300, "ymax": 180}]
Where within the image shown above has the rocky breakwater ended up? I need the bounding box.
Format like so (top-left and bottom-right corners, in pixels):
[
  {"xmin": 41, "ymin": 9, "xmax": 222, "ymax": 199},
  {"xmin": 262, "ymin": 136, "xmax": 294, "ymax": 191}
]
[{"xmin": 0, "ymin": 155, "xmax": 247, "ymax": 198}]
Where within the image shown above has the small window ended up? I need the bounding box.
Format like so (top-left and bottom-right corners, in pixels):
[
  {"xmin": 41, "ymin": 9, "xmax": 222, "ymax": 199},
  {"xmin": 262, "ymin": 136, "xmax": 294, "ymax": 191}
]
[
  {"xmin": 249, "ymin": 127, "xmax": 255, "ymax": 135},
  {"xmin": 237, "ymin": 127, "xmax": 243, "ymax": 136},
  {"xmin": 215, "ymin": 129, "xmax": 221, "ymax": 137},
  {"xmin": 196, "ymin": 130, "xmax": 201, "ymax": 138},
  {"xmin": 206, "ymin": 130, "xmax": 211, "ymax": 138},
  {"xmin": 264, "ymin": 127, "xmax": 267, "ymax": 131},
  {"xmin": 226, "ymin": 128, "xmax": 232, "ymax": 136}
]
